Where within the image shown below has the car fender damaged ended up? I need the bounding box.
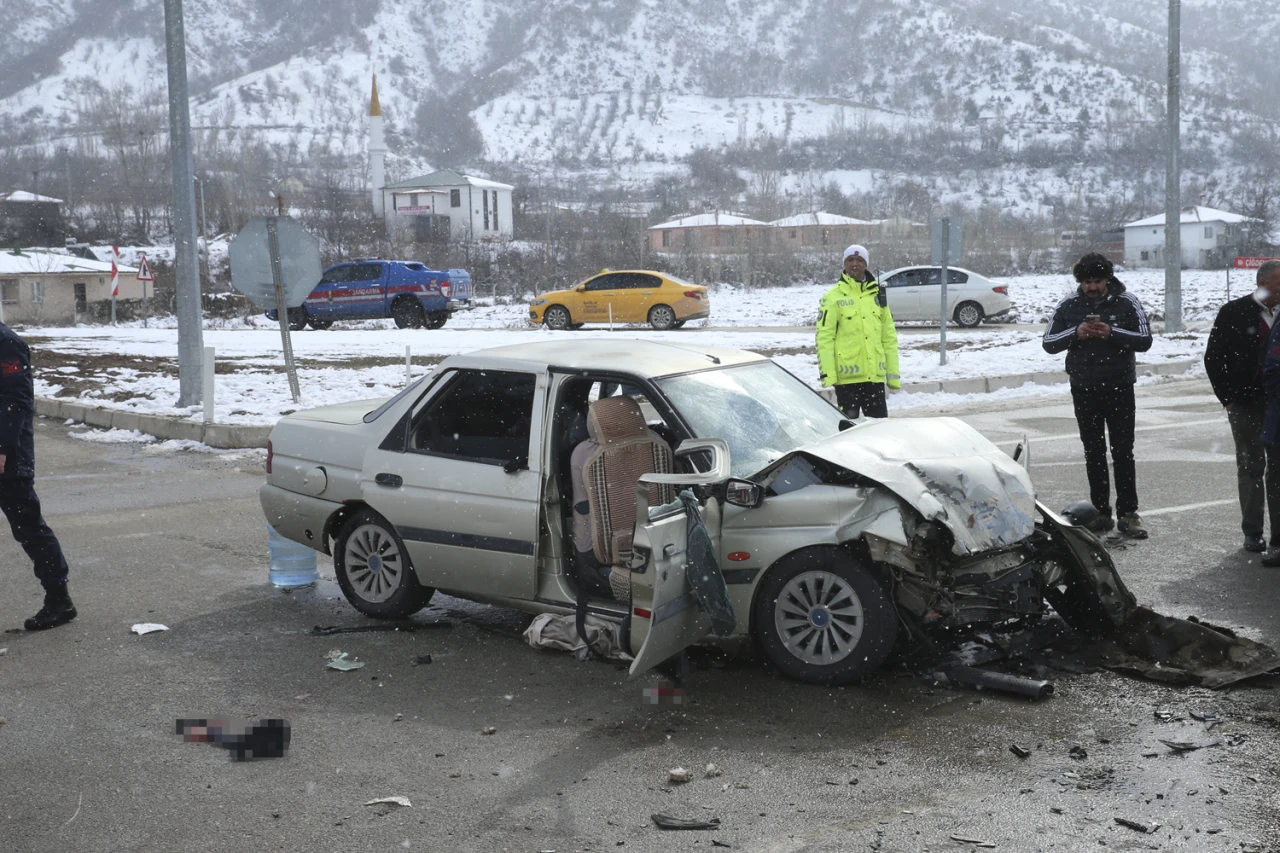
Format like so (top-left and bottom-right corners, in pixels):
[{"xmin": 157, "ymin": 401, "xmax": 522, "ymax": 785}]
[
  {"xmin": 785, "ymin": 417, "xmax": 1037, "ymax": 556},
  {"xmin": 757, "ymin": 444, "xmax": 1134, "ymax": 636}
]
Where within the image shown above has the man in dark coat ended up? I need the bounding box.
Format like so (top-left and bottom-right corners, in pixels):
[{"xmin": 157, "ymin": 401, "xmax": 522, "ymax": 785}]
[
  {"xmin": 0, "ymin": 323, "xmax": 75, "ymax": 629},
  {"xmin": 1206, "ymin": 259, "xmax": 1280, "ymax": 556},
  {"xmin": 1247, "ymin": 261, "xmax": 1280, "ymax": 564},
  {"xmin": 1043, "ymin": 253, "xmax": 1153, "ymax": 538}
]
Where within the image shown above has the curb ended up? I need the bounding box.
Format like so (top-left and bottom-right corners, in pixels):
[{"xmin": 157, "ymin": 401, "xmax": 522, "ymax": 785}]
[
  {"xmin": 818, "ymin": 358, "xmax": 1200, "ymax": 404},
  {"xmin": 36, "ymin": 398, "xmax": 270, "ymax": 449}
]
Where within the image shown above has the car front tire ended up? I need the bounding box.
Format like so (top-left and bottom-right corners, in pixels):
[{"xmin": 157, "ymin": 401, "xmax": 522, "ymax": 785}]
[
  {"xmin": 334, "ymin": 509, "xmax": 434, "ymax": 619},
  {"xmin": 954, "ymin": 301, "xmax": 984, "ymax": 328},
  {"xmin": 648, "ymin": 304, "xmax": 676, "ymax": 330},
  {"xmin": 753, "ymin": 547, "xmax": 897, "ymax": 685},
  {"xmin": 543, "ymin": 305, "xmax": 572, "ymax": 331}
]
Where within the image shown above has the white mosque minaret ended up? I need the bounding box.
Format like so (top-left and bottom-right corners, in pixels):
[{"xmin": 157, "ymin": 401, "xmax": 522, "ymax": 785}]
[{"xmin": 368, "ymin": 74, "xmax": 387, "ymax": 217}]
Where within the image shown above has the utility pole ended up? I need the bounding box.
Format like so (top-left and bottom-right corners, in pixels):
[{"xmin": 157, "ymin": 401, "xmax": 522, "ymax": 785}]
[
  {"xmin": 163, "ymin": 0, "xmax": 205, "ymax": 406},
  {"xmin": 1164, "ymin": 0, "xmax": 1182, "ymax": 333}
]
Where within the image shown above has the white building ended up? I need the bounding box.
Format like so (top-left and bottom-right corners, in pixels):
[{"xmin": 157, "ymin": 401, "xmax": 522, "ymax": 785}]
[
  {"xmin": 1124, "ymin": 206, "xmax": 1257, "ymax": 269},
  {"xmin": 365, "ymin": 75, "xmax": 514, "ymax": 242},
  {"xmin": 380, "ymin": 170, "xmax": 514, "ymax": 242}
]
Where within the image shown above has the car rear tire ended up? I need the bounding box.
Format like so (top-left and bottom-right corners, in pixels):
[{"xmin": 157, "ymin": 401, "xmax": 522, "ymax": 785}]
[
  {"xmin": 568, "ymin": 323, "xmax": 585, "ymax": 330},
  {"xmin": 543, "ymin": 305, "xmax": 572, "ymax": 331},
  {"xmin": 392, "ymin": 298, "xmax": 425, "ymax": 329},
  {"xmin": 671, "ymin": 319, "xmax": 686, "ymax": 329},
  {"xmin": 648, "ymin": 304, "xmax": 677, "ymax": 330},
  {"xmin": 954, "ymin": 301, "xmax": 984, "ymax": 328},
  {"xmin": 307, "ymin": 318, "xmax": 333, "ymax": 331},
  {"xmin": 753, "ymin": 547, "xmax": 897, "ymax": 685},
  {"xmin": 286, "ymin": 307, "xmax": 307, "ymax": 331},
  {"xmin": 424, "ymin": 310, "xmax": 449, "ymax": 329},
  {"xmin": 334, "ymin": 509, "xmax": 434, "ymax": 619}
]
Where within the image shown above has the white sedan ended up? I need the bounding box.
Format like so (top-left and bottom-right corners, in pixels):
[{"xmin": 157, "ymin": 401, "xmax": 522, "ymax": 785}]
[{"xmin": 880, "ymin": 266, "xmax": 1013, "ymax": 327}]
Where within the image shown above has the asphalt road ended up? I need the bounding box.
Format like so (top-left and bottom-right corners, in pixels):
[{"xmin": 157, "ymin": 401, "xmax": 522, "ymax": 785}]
[{"xmin": 2, "ymin": 379, "xmax": 1278, "ymax": 853}]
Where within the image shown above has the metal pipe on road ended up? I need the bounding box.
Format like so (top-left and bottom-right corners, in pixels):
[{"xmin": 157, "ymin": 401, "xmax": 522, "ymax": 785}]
[{"xmin": 163, "ymin": 0, "xmax": 205, "ymax": 405}]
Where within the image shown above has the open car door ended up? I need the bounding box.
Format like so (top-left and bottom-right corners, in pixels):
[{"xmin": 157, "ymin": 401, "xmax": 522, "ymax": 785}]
[{"xmin": 627, "ymin": 439, "xmax": 733, "ymax": 677}]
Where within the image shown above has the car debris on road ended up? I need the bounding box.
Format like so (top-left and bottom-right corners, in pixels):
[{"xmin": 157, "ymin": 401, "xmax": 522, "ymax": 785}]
[{"xmin": 651, "ymin": 814, "xmax": 721, "ymax": 831}]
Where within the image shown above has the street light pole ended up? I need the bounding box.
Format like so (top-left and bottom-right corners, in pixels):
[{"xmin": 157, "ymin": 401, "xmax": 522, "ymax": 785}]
[
  {"xmin": 163, "ymin": 0, "xmax": 205, "ymax": 405},
  {"xmin": 1164, "ymin": 0, "xmax": 1183, "ymax": 333}
]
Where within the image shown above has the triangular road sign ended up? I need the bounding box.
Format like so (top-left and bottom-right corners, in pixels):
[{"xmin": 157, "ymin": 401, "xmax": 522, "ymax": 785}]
[{"xmin": 136, "ymin": 254, "xmax": 154, "ymax": 282}]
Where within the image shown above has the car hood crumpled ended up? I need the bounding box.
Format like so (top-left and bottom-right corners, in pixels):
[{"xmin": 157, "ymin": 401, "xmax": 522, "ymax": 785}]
[{"xmin": 797, "ymin": 417, "xmax": 1036, "ymax": 556}]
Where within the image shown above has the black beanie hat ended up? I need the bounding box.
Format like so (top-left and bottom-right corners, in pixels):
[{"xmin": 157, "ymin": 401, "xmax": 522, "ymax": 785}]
[{"xmin": 1073, "ymin": 252, "xmax": 1113, "ymax": 282}]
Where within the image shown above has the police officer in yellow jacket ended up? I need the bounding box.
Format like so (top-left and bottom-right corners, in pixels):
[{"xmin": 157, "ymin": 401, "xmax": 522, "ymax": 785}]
[{"xmin": 817, "ymin": 244, "xmax": 900, "ymax": 418}]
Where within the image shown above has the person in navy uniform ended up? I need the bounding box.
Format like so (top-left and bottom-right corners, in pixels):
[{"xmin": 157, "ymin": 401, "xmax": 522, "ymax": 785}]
[{"xmin": 0, "ymin": 323, "xmax": 75, "ymax": 630}]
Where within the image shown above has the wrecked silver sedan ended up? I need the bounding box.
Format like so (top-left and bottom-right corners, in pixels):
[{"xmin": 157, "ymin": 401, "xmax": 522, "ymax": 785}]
[{"xmin": 261, "ymin": 340, "xmax": 1132, "ymax": 684}]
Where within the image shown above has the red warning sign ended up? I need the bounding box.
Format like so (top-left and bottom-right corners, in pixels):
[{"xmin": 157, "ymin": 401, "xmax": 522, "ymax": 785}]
[{"xmin": 136, "ymin": 253, "xmax": 154, "ymax": 282}]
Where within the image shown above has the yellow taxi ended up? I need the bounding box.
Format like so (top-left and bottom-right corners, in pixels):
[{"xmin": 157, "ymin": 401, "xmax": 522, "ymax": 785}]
[{"xmin": 529, "ymin": 270, "xmax": 710, "ymax": 330}]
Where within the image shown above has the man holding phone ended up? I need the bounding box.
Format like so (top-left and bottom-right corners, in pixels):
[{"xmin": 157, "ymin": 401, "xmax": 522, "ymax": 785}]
[{"xmin": 1043, "ymin": 253, "xmax": 1153, "ymax": 537}]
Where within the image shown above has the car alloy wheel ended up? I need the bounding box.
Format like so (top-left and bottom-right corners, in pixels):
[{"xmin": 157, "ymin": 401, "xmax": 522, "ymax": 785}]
[
  {"xmin": 753, "ymin": 547, "xmax": 897, "ymax": 684},
  {"xmin": 648, "ymin": 304, "xmax": 676, "ymax": 330},
  {"xmin": 955, "ymin": 301, "xmax": 983, "ymax": 328},
  {"xmin": 773, "ymin": 570, "xmax": 866, "ymax": 665},
  {"xmin": 543, "ymin": 305, "xmax": 572, "ymax": 331},
  {"xmin": 343, "ymin": 523, "xmax": 405, "ymax": 603},
  {"xmin": 334, "ymin": 509, "xmax": 434, "ymax": 618}
]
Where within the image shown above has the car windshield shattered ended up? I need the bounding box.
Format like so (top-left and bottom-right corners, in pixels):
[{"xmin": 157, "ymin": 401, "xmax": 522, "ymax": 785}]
[{"xmin": 656, "ymin": 361, "xmax": 844, "ymax": 477}]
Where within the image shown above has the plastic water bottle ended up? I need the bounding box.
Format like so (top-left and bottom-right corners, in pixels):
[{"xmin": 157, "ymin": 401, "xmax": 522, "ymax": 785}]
[{"xmin": 267, "ymin": 525, "xmax": 319, "ymax": 588}]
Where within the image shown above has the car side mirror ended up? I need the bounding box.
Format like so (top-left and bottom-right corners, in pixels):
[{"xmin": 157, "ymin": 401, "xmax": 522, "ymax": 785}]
[
  {"xmin": 503, "ymin": 458, "xmax": 527, "ymax": 474},
  {"xmin": 838, "ymin": 418, "xmax": 855, "ymax": 431},
  {"xmin": 724, "ymin": 478, "xmax": 764, "ymax": 509}
]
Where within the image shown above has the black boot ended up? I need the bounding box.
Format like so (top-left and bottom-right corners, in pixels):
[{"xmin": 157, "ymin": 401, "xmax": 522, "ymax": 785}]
[{"xmin": 24, "ymin": 585, "xmax": 77, "ymax": 631}]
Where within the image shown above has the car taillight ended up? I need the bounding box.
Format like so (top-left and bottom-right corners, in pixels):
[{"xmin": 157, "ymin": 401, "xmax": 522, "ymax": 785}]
[
  {"xmin": 265, "ymin": 440, "xmax": 273, "ymax": 474},
  {"xmin": 684, "ymin": 290, "xmax": 704, "ymax": 300},
  {"xmin": 993, "ymin": 286, "xmax": 1009, "ymax": 295},
  {"xmin": 440, "ymin": 281, "xmax": 452, "ymax": 298}
]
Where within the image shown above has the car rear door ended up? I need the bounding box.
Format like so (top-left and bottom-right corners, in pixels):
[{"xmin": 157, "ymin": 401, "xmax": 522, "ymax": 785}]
[
  {"xmin": 882, "ymin": 269, "xmax": 921, "ymax": 319},
  {"xmin": 920, "ymin": 268, "xmax": 970, "ymax": 321},
  {"xmin": 359, "ymin": 367, "xmax": 546, "ymax": 600},
  {"xmin": 627, "ymin": 439, "xmax": 733, "ymax": 676}
]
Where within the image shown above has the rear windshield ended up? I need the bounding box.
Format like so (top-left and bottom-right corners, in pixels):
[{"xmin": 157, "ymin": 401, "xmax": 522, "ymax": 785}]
[{"xmin": 363, "ymin": 375, "xmax": 430, "ymax": 423}]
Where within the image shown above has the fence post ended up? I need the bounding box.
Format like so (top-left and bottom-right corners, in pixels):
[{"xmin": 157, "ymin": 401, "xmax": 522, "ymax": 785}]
[{"xmin": 202, "ymin": 346, "xmax": 215, "ymax": 423}]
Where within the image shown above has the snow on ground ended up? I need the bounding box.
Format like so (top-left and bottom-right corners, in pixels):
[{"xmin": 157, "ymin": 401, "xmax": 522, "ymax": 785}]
[{"xmin": 26, "ymin": 270, "xmax": 1222, "ymax": 426}]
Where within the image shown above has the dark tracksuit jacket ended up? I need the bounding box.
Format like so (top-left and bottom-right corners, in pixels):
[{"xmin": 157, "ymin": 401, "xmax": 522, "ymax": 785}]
[{"xmin": 1042, "ymin": 277, "xmax": 1152, "ymax": 517}]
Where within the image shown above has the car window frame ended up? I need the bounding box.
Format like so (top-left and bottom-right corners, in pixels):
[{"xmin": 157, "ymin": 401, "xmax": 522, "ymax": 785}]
[
  {"xmin": 583, "ymin": 274, "xmax": 621, "ymax": 292},
  {"xmin": 401, "ymin": 368, "xmax": 540, "ymax": 468}
]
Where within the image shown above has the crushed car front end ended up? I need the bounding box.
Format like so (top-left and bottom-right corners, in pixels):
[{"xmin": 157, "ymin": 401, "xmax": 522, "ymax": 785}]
[{"xmin": 725, "ymin": 417, "xmax": 1133, "ymax": 662}]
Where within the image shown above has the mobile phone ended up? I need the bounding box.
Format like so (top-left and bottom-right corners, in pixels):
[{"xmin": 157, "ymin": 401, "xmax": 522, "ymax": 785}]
[{"xmin": 1085, "ymin": 314, "xmax": 1101, "ymax": 323}]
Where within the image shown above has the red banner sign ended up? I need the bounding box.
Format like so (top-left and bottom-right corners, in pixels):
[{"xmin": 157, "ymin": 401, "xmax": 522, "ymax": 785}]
[{"xmin": 1234, "ymin": 256, "xmax": 1280, "ymax": 269}]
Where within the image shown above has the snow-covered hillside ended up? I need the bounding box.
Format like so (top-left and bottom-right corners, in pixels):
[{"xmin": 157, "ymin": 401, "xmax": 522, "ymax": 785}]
[{"xmin": 1, "ymin": 0, "xmax": 1277, "ymax": 202}]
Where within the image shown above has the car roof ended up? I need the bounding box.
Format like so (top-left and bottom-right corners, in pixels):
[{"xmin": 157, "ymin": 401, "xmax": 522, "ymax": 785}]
[
  {"xmin": 883, "ymin": 265, "xmax": 982, "ymax": 277},
  {"xmin": 441, "ymin": 339, "xmax": 766, "ymax": 379}
]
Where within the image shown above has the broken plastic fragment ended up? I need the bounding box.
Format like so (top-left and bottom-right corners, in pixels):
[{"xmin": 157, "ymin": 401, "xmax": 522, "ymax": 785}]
[
  {"xmin": 326, "ymin": 652, "xmax": 365, "ymax": 671},
  {"xmin": 131, "ymin": 623, "xmax": 169, "ymax": 635},
  {"xmin": 667, "ymin": 767, "xmax": 693, "ymax": 784},
  {"xmin": 1113, "ymin": 817, "xmax": 1160, "ymax": 834},
  {"xmin": 704, "ymin": 763, "xmax": 722, "ymax": 778},
  {"xmin": 364, "ymin": 796, "xmax": 412, "ymax": 808},
  {"xmin": 1158, "ymin": 737, "xmax": 1223, "ymax": 752}
]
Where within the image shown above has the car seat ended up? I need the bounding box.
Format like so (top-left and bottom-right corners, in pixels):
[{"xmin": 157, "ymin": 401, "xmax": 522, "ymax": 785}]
[{"xmin": 572, "ymin": 396, "xmax": 675, "ymax": 600}]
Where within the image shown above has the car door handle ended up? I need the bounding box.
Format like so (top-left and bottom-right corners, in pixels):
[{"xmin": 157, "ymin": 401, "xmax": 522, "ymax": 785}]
[{"xmin": 374, "ymin": 473, "xmax": 403, "ymax": 488}]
